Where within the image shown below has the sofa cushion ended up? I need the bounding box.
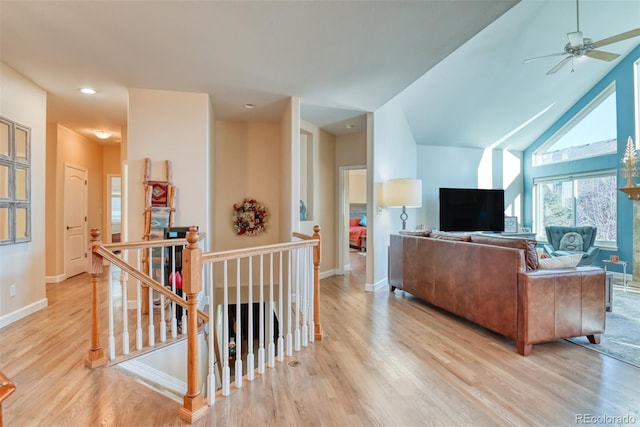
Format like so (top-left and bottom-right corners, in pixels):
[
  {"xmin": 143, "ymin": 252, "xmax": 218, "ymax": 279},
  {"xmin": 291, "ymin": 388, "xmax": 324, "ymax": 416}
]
[
  {"xmin": 430, "ymin": 231, "xmax": 471, "ymax": 242},
  {"xmin": 399, "ymin": 230, "xmax": 430, "ymax": 237},
  {"xmin": 470, "ymin": 234, "xmax": 539, "ymax": 271},
  {"xmin": 538, "ymin": 253, "xmax": 583, "ymax": 269}
]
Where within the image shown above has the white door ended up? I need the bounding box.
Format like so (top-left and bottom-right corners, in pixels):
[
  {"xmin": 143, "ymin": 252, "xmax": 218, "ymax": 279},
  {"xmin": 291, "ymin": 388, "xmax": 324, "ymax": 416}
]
[{"xmin": 64, "ymin": 164, "xmax": 88, "ymax": 278}]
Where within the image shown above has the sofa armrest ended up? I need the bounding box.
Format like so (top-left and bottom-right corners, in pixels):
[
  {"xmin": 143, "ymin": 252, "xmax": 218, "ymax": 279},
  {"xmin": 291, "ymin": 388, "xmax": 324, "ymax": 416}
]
[{"xmin": 516, "ymin": 267, "xmax": 605, "ymax": 355}]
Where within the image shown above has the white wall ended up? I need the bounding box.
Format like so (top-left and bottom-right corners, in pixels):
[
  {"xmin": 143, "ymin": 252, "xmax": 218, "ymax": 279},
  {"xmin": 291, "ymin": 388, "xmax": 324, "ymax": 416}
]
[
  {"xmin": 127, "ymin": 88, "xmax": 211, "ymax": 248},
  {"xmin": 371, "ymin": 102, "xmax": 418, "ymax": 289},
  {"xmin": 0, "ymin": 63, "xmax": 48, "ymax": 326},
  {"xmin": 416, "ymin": 146, "xmax": 524, "ymax": 230}
]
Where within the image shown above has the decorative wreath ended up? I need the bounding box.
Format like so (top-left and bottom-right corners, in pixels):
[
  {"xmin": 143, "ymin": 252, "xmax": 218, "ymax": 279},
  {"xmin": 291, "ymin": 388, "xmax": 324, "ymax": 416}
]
[{"xmin": 233, "ymin": 198, "xmax": 269, "ymax": 236}]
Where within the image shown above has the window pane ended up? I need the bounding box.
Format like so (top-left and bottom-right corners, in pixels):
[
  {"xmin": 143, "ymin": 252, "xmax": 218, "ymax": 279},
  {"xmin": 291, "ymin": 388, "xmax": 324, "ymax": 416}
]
[
  {"xmin": 533, "ymin": 85, "xmax": 617, "ymax": 166},
  {"xmin": 575, "ymin": 175, "xmax": 617, "ymax": 242},
  {"xmin": 0, "ymin": 206, "xmax": 8, "ymax": 241},
  {"xmin": 0, "ymin": 121, "xmax": 8, "ymax": 157},
  {"xmin": 0, "ymin": 164, "xmax": 8, "ymax": 199},
  {"xmin": 541, "ymin": 180, "xmax": 574, "ymax": 228},
  {"xmin": 15, "ymin": 167, "xmax": 27, "ymax": 200},
  {"xmin": 15, "ymin": 127, "xmax": 28, "ymax": 161},
  {"xmin": 16, "ymin": 206, "xmax": 28, "ymax": 239}
]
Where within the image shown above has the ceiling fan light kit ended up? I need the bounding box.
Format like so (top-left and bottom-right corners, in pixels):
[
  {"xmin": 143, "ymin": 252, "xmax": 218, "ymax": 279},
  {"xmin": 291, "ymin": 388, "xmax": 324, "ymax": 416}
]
[{"xmin": 523, "ymin": 0, "xmax": 640, "ymax": 75}]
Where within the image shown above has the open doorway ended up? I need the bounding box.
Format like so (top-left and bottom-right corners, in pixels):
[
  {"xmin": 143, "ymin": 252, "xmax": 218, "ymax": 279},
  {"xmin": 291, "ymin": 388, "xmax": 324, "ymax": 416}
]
[
  {"xmin": 338, "ymin": 167, "xmax": 367, "ymax": 282},
  {"xmin": 107, "ymin": 175, "xmax": 121, "ymax": 243}
]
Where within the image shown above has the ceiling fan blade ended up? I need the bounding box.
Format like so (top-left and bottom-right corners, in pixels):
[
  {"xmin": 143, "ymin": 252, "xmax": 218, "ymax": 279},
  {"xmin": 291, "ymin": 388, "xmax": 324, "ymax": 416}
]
[
  {"xmin": 547, "ymin": 56, "xmax": 573, "ymax": 75},
  {"xmin": 567, "ymin": 31, "xmax": 583, "ymax": 47},
  {"xmin": 585, "ymin": 50, "xmax": 620, "ymax": 62},
  {"xmin": 592, "ymin": 28, "xmax": 640, "ymax": 48},
  {"xmin": 523, "ymin": 52, "xmax": 567, "ymax": 64}
]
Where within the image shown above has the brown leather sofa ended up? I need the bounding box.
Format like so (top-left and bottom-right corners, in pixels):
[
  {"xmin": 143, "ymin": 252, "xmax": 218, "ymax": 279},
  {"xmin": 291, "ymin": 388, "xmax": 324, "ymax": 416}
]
[{"xmin": 388, "ymin": 233, "xmax": 606, "ymax": 355}]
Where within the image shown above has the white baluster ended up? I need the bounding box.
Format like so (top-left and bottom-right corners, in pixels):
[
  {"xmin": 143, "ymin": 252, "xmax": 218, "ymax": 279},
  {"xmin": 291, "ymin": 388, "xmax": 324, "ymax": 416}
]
[
  {"xmin": 287, "ymin": 249, "xmax": 293, "ymax": 356},
  {"xmin": 148, "ymin": 247, "xmax": 155, "ymax": 347},
  {"xmin": 235, "ymin": 258, "xmax": 242, "ymax": 389},
  {"xmin": 308, "ymin": 246, "xmax": 315, "ymax": 343},
  {"xmin": 277, "ymin": 251, "xmax": 284, "ymax": 362},
  {"xmin": 108, "ymin": 260, "xmax": 115, "ymax": 360},
  {"xmin": 159, "ymin": 246, "xmax": 166, "ymax": 343},
  {"xmin": 294, "ymin": 248, "xmax": 301, "ymax": 352},
  {"xmin": 136, "ymin": 249, "xmax": 143, "ymax": 351},
  {"xmin": 121, "ymin": 259, "xmax": 130, "ymax": 355},
  {"xmin": 268, "ymin": 253, "xmax": 275, "ymax": 368},
  {"xmin": 207, "ymin": 263, "xmax": 216, "ymax": 405},
  {"xmin": 258, "ymin": 254, "xmax": 265, "ymax": 374},
  {"xmin": 247, "ymin": 256, "xmax": 254, "ymax": 381},
  {"xmin": 222, "ymin": 260, "xmax": 230, "ymax": 396}
]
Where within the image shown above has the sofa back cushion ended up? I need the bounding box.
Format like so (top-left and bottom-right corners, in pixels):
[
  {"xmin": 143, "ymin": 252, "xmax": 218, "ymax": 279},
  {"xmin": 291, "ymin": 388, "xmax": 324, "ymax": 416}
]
[
  {"xmin": 470, "ymin": 235, "xmax": 539, "ymax": 270},
  {"xmin": 429, "ymin": 231, "xmax": 472, "ymax": 242}
]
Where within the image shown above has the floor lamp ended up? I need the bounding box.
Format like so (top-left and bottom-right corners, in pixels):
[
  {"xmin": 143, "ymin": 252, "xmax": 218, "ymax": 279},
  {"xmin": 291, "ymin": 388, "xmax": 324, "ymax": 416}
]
[{"xmin": 385, "ymin": 178, "xmax": 422, "ymax": 230}]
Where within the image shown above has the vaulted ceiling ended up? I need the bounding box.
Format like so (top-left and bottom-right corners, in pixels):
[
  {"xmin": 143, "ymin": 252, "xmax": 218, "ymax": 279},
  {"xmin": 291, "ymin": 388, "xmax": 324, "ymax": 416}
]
[{"xmin": 1, "ymin": 1, "xmax": 639, "ymax": 151}]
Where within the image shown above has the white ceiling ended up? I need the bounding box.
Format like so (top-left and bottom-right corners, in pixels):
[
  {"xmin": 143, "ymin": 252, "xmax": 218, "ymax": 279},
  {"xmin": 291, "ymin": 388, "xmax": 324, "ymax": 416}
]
[{"xmin": 1, "ymin": 1, "xmax": 639, "ymax": 151}]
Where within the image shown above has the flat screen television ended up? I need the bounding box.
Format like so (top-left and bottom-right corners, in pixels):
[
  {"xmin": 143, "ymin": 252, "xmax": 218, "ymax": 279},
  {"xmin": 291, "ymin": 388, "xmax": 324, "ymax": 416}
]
[{"xmin": 439, "ymin": 188, "xmax": 505, "ymax": 232}]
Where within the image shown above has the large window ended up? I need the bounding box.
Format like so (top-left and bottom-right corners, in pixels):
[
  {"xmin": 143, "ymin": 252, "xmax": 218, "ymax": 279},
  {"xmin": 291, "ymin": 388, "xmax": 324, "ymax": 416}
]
[
  {"xmin": 533, "ymin": 83, "xmax": 617, "ymax": 166},
  {"xmin": 534, "ymin": 171, "xmax": 617, "ymax": 246}
]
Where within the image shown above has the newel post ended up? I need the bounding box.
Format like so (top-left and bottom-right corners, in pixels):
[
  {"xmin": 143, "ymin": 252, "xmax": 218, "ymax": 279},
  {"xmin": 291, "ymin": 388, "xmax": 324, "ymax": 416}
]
[
  {"xmin": 85, "ymin": 229, "xmax": 107, "ymax": 368},
  {"xmin": 313, "ymin": 225, "xmax": 323, "ymax": 340},
  {"xmin": 178, "ymin": 226, "xmax": 207, "ymax": 423}
]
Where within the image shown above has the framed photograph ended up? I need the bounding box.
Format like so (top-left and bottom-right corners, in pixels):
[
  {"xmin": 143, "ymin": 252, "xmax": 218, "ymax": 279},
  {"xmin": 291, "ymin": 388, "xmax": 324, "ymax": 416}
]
[
  {"xmin": 504, "ymin": 216, "xmax": 518, "ymax": 233},
  {"xmin": 520, "ymin": 227, "xmax": 531, "ymax": 233}
]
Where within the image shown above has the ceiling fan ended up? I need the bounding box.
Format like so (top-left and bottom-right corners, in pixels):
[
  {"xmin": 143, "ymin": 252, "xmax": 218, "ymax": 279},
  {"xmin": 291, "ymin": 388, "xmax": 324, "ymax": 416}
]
[{"xmin": 523, "ymin": 0, "xmax": 640, "ymax": 75}]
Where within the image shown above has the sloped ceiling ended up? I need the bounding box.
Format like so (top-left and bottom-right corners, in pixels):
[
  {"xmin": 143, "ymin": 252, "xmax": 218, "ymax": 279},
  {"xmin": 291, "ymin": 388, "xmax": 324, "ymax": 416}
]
[{"xmin": 1, "ymin": 0, "xmax": 639, "ymax": 151}]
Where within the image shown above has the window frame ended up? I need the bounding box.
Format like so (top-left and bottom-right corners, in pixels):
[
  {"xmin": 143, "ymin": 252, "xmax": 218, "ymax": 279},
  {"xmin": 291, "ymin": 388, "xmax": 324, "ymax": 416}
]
[
  {"xmin": 0, "ymin": 116, "xmax": 31, "ymax": 245},
  {"xmin": 533, "ymin": 169, "xmax": 618, "ymax": 249},
  {"xmin": 532, "ymin": 82, "xmax": 617, "ymax": 166}
]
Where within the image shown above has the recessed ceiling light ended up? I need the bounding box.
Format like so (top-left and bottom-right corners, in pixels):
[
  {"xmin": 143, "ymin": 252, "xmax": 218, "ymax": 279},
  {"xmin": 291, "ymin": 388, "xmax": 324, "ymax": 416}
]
[
  {"xmin": 243, "ymin": 103, "xmax": 256, "ymax": 109},
  {"xmin": 346, "ymin": 124, "xmax": 355, "ymax": 129},
  {"xmin": 94, "ymin": 130, "xmax": 111, "ymax": 139},
  {"xmin": 80, "ymin": 88, "xmax": 97, "ymax": 95}
]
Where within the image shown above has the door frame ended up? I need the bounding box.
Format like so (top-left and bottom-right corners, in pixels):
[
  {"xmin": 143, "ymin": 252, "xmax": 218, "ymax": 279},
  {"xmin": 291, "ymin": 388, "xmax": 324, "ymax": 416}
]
[{"xmin": 337, "ymin": 165, "xmax": 367, "ymax": 275}]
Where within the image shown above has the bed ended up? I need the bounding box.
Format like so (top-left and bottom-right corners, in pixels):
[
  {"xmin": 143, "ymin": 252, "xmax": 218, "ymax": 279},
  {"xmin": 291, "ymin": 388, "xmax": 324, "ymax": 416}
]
[{"xmin": 349, "ymin": 203, "xmax": 367, "ymax": 251}]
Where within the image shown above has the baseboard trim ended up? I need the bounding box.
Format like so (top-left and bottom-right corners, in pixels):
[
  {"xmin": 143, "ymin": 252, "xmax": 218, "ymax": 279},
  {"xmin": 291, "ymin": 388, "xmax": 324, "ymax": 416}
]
[
  {"xmin": 365, "ymin": 278, "xmax": 388, "ymax": 293},
  {"xmin": 320, "ymin": 269, "xmax": 337, "ymax": 280},
  {"xmin": 115, "ymin": 358, "xmax": 186, "ymax": 403},
  {"xmin": 45, "ymin": 274, "xmax": 66, "ymax": 283},
  {"xmin": 0, "ymin": 298, "xmax": 48, "ymax": 329}
]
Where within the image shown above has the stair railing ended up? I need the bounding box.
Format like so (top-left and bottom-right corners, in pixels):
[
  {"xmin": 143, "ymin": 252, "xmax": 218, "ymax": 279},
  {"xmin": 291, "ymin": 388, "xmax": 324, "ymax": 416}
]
[
  {"xmin": 0, "ymin": 371, "xmax": 16, "ymax": 427},
  {"xmin": 86, "ymin": 225, "xmax": 321, "ymax": 424}
]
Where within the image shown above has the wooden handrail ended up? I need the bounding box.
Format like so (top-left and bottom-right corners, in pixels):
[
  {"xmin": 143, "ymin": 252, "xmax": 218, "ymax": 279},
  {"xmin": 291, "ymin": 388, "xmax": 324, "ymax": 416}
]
[
  {"xmin": 102, "ymin": 233, "xmax": 206, "ymax": 253},
  {"xmin": 202, "ymin": 238, "xmax": 318, "ymax": 263},
  {"xmin": 0, "ymin": 371, "xmax": 16, "ymax": 427},
  {"xmin": 94, "ymin": 245, "xmax": 209, "ymax": 323}
]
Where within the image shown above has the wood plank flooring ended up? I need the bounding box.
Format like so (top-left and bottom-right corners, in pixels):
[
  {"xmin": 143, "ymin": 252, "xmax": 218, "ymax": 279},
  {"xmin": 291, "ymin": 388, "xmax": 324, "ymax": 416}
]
[{"xmin": 1, "ymin": 267, "xmax": 639, "ymax": 426}]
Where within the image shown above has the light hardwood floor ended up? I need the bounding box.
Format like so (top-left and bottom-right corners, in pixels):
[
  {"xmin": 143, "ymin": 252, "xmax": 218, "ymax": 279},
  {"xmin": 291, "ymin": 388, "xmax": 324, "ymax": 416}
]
[{"xmin": 1, "ymin": 268, "xmax": 639, "ymax": 426}]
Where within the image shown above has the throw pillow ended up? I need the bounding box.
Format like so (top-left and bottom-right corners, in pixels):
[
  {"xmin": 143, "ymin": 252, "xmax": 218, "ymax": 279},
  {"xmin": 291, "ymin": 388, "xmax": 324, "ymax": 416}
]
[
  {"xmin": 349, "ymin": 218, "xmax": 361, "ymax": 227},
  {"xmin": 538, "ymin": 253, "xmax": 583, "ymax": 269},
  {"xmin": 558, "ymin": 232, "xmax": 584, "ymax": 251},
  {"xmin": 359, "ymin": 215, "xmax": 367, "ymax": 227}
]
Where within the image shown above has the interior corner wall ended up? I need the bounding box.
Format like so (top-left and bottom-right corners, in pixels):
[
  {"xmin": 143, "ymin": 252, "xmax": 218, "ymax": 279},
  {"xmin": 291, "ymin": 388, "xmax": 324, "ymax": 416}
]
[
  {"xmin": 52, "ymin": 125, "xmax": 104, "ymax": 279},
  {"xmin": 372, "ymin": 101, "xmax": 418, "ymax": 287},
  {"xmin": 214, "ymin": 120, "xmax": 281, "ymax": 250},
  {"xmin": 280, "ymin": 97, "xmax": 298, "ymax": 241},
  {"xmin": 102, "ymin": 145, "xmax": 121, "ymax": 236},
  {"xmin": 298, "ymin": 120, "xmax": 337, "ymax": 274},
  {"xmin": 336, "ymin": 131, "xmax": 367, "ymax": 166},
  {"xmin": 0, "ymin": 63, "xmax": 47, "ymax": 326},
  {"xmin": 126, "ymin": 88, "xmax": 211, "ymax": 244},
  {"xmin": 45, "ymin": 123, "xmax": 59, "ymax": 280}
]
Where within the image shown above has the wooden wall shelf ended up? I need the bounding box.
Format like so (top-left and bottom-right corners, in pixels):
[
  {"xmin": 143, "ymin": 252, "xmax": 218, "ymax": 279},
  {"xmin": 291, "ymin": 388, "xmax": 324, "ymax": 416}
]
[{"xmin": 620, "ymin": 186, "xmax": 640, "ymax": 200}]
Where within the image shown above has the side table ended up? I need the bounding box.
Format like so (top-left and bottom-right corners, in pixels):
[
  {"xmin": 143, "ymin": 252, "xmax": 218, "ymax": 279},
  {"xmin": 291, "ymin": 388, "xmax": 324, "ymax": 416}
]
[{"xmin": 602, "ymin": 259, "xmax": 628, "ymax": 290}]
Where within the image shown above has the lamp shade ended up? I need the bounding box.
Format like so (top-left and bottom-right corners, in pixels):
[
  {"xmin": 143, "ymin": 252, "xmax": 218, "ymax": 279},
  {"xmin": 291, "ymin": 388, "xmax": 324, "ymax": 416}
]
[{"xmin": 385, "ymin": 178, "xmax": 422, "ymax": 208}]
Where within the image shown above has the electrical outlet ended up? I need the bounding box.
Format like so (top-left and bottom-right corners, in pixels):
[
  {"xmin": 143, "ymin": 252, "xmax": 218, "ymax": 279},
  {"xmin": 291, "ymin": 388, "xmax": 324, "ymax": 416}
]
[{"xmin": 10, "ymin": 284, "xmax": 16, "ymax": 297}]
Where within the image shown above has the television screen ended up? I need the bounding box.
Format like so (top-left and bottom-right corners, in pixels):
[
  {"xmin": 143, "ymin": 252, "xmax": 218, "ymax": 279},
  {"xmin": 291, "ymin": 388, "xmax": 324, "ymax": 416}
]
[{"xmin": 439, "ymin": 188, "xmax": 505, "ymax": 232}]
